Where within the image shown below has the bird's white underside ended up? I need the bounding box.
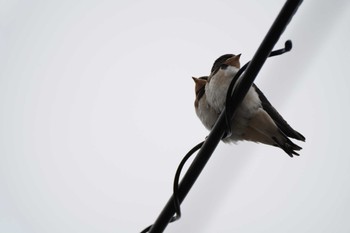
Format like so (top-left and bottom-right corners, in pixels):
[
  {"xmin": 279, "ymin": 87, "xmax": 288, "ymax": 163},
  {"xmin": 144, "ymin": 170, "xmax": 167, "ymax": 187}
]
[{"xmin": 202, "ymin": 66, "xmax": 263, "ymax": 141}]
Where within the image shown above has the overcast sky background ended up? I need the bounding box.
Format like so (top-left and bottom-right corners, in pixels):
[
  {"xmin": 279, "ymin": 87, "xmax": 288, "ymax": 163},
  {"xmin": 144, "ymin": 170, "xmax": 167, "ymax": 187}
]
[{"xmin": 1, "ymin": 0, "xmax": 350, "ymax": 232}]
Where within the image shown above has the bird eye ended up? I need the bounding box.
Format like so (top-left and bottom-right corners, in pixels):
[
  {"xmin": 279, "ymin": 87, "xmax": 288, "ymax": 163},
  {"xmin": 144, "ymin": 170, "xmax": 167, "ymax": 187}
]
[{"xmin": 220, "ymin": 64, "xmax": 228, "ymax": 69}]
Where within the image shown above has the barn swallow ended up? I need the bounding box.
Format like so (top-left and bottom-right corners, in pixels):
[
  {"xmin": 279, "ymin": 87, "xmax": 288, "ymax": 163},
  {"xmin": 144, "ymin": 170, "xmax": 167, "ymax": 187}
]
[{"xmin": 193, "ymin": 54, "xmax": 305, "ymax": 157}]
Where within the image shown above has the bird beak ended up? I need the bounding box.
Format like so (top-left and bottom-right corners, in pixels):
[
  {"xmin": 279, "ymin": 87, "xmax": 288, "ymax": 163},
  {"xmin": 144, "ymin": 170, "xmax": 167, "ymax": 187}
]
[{"xmin": 225, "ymin": 54, "xmax": 241, "ymax": 68}]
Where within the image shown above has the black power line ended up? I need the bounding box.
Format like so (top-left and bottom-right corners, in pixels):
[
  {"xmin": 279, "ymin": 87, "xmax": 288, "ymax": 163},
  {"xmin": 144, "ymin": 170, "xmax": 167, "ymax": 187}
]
[{"xmin": 143, "ymin": 0, "xmax": 303, "ymax": 232}]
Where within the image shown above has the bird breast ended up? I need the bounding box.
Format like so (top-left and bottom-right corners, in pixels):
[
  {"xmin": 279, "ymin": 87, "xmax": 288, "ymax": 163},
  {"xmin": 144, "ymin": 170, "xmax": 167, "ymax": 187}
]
[
  {"xmin": 195, "ymin": 94, "xmax": 219, "ymax": 131},
  {"xmin": 205, "ymin": 66, "xmax": 262, "ymax": 140},
  {"xmin": 206, "ymin": 66, "xmax": 239, "ymax": 112}
]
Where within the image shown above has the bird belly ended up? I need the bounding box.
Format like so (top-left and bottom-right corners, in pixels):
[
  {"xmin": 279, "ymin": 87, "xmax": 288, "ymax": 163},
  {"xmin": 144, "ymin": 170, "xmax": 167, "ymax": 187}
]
[
  {"xmin": 224, "ymin": 87, "xmax": 262, "ymax": 142},
  {"xmin": 196, "ymin": 96, "xmax": 219, "ymax": 131}
]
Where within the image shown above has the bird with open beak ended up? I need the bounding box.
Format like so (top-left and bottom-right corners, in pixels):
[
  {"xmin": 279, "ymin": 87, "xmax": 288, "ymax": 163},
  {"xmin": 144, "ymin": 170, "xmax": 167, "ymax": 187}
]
[{"xmin": 193, "ymin": 54, "xmax": 305, "ymax": 157}]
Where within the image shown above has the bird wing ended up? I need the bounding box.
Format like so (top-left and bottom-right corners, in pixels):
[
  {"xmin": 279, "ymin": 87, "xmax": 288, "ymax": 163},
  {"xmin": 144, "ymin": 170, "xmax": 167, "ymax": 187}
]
[{"xmin": 252, "ymin": 84, "xmax": 305, "ymax": 141}]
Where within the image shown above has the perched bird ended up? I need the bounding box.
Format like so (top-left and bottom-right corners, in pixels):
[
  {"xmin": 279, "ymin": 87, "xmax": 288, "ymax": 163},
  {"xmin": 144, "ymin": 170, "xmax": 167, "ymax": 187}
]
[{"xmin": 193, "ymin": 54, "xmax": 305, "ymax": 157}]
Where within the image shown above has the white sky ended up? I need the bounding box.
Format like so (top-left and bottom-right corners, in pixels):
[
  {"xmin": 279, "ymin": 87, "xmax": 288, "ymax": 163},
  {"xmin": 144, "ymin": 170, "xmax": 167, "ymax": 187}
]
[{"xmin": 1, "ymin": 0, "xmax": 350, "ymax": 232}]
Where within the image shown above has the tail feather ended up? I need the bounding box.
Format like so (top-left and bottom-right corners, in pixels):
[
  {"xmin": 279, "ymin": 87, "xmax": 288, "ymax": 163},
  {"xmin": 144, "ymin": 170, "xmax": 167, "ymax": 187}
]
[
  {"xmin": 246, "ymin": 108, "xmax": 304, "ymax": 157},
  {"xmin": 253, "ymin": 84, "xmax": 306, "ymax": 142},
  {"xmin": 272, "ymin": 134, "xmax": 302, "ymax": 157}
]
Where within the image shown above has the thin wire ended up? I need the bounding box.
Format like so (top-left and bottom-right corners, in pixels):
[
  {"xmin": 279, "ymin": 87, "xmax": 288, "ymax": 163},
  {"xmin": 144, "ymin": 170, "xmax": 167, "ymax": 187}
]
[
  {"xmin": 171, "ymin": 141, "xmax": 205, "ymax": 221},
  {"xmin": 140, "ymin": 141, "xmax": 204, "ymax": 233}
]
